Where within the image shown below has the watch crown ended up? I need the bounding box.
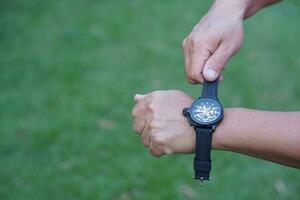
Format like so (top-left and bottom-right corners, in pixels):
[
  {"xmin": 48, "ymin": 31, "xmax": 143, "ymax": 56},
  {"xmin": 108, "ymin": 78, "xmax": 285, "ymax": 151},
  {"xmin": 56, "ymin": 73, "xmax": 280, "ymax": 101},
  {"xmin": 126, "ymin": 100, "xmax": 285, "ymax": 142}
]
[{"xmin": 183, "ymin": 107, "xmax": 189, "ymax": 116}]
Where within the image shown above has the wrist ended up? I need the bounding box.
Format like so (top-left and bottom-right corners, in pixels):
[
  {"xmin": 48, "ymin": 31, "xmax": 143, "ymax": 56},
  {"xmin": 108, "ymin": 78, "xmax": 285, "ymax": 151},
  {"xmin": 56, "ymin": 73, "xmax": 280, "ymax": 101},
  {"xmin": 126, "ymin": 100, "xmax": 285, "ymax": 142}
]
[
  {"xmin": 212, "ymin": 0, "xmax": 278, "ymax": 19},
  {"xmin": 211, "ymin": 0, "xmax": 251, "ymax": 20},
  {"xmin": 212, "ymin": 108, "xmax": 240, "ymax": 150}
]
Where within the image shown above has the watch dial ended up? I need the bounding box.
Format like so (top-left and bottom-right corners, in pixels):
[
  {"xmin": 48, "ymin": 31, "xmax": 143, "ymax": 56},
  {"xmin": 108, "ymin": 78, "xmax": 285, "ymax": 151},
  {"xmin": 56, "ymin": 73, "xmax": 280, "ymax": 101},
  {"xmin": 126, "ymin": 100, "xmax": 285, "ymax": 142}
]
[{"xmin": 191, "ymin": 98, "xmax": 222, "ymax": 124}]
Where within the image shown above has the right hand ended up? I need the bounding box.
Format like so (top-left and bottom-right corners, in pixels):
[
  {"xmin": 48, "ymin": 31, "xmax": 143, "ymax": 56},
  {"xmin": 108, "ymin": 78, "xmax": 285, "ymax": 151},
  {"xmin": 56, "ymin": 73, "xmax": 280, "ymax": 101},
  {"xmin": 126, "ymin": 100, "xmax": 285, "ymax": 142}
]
[
  {"xmin": 182, "ymin": 0, "xmax": 245, "ymax": 83},
  {"xmin": 132, "ymin": 90, "xmax": 195, "ymax": 156}
]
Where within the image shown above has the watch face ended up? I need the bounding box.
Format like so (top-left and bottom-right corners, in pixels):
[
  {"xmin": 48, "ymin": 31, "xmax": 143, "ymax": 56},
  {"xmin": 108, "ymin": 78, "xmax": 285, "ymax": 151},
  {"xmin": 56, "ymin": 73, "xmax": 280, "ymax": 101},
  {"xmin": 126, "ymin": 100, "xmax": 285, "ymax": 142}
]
[{"xmin": 190, "ymin": 98, "xmax": 222, "ymax": 125}]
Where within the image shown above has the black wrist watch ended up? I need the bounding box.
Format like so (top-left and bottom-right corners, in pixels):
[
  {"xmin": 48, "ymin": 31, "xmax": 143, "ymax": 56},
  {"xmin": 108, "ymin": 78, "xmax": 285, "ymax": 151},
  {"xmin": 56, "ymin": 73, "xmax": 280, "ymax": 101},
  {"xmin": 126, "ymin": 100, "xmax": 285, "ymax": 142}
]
[{"xmin": 183, "ymin": 79, "xmax": 223, "ymax": 182}]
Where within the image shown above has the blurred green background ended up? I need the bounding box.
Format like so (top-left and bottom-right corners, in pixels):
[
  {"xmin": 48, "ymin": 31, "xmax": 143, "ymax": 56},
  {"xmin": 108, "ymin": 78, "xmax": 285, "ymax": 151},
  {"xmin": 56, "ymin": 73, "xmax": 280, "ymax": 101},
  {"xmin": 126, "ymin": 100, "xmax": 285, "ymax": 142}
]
[{"xmin": 1, "ymin": 0, "xmax": 300, "ymax": 199}]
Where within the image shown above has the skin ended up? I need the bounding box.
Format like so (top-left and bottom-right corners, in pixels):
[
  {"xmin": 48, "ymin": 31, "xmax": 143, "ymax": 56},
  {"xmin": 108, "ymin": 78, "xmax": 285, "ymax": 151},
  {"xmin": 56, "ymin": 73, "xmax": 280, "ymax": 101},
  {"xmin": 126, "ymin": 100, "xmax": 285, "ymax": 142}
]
[
  {"xmin": 132, "ymin": 91, "xmax": 300, "ymax": 168},
  {"xmin": 183, "ymin": 0, "xmax": 281, "ymax": 83},
  {"xmin": 132, "ymin": 0, "xmax": 295, "ymax": 168}
]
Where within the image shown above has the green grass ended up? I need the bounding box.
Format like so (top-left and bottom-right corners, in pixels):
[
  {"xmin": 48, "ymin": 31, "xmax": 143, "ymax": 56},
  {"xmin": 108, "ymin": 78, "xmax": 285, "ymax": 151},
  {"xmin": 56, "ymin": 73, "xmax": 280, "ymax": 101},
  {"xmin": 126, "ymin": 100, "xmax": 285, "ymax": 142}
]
[{"xmin": 1, "ymin": 0, "xmax": 300, "ymax": 199}]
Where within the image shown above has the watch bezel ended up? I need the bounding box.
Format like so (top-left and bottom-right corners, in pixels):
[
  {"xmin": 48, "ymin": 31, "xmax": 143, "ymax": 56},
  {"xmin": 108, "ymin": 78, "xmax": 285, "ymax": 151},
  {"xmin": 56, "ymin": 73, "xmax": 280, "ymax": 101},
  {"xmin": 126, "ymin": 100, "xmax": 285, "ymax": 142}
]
[{"xmin": 188, "ymin": 97, "xmax": 223, "ymax": 126}]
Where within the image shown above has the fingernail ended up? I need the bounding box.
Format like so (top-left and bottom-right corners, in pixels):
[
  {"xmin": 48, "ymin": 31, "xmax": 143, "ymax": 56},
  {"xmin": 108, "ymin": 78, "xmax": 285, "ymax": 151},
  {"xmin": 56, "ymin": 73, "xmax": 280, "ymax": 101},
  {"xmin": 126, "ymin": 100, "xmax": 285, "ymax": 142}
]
[
  {"xmin": 134, "ymin": 94, "xmax": 140, "ymax": 101},
  {"xmin": 134, "ymin": 94, "xmax": 145, "ymax": 101},
  {"xmin": 204, "ymin": 69, "xmax": 217, "ymax": 80}
]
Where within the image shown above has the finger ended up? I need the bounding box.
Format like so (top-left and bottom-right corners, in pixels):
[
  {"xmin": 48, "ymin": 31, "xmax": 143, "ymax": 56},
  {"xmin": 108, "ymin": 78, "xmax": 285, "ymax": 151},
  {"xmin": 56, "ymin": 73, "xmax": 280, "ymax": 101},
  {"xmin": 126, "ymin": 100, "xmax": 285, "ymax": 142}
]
[
  {"xmin": 134, "ymin": 94, "xmax": 146, "ymax": 102},
  {"xmin": 203, "ymin": 42, "xmax": 236, "ymax": 81},
  {"xmin": 133, "ymin": 104, "xmax": 151, "ymax": 134},
  {"xmin": 182, "ymin": 38, "xmax": 191, "ymax": 81},
  {"xmin": 141, "ymin": 122, "xmax": 151, "ymax": 147},
  {"xmin": 132, "ymin": 98, "xmax": 147, "ymax": 118},
  {"xmin": 149, "ymin": 140, "xmax": 164, "ymax": 157},
  {"xmin": 133, "ymin": 118, "xmax": 146, "ymax": 134},
  {"xmin": 187, "ymin": 46, "xmax": 212, "ymax": 84}
]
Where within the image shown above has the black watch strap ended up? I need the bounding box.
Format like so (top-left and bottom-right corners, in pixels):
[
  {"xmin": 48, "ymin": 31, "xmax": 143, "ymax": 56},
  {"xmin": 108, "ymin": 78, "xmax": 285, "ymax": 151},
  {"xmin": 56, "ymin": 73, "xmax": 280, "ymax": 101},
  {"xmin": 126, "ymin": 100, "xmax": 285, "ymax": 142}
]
[
  {"xmin": 202, "ymin": 79, "xmax": 219, "ymax": 98},
  {"xmin": 194, "ymin": 127, "xmax": 213, "ymax": 181}
]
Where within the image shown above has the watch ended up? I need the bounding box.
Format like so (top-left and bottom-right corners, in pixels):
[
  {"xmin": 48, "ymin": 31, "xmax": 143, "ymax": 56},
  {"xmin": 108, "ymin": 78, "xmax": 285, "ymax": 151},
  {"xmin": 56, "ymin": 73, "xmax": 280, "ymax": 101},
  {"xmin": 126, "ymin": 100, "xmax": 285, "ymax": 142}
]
[{"xmin": 183, "ymin": 79, "xmax": 223, "ymax": 182}]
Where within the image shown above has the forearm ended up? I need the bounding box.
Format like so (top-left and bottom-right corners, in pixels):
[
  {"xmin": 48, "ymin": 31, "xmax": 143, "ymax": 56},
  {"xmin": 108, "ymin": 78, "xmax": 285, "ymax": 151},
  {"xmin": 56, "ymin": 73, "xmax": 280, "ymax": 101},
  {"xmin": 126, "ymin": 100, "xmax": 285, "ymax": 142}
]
[
  {"xmin": 211, "ymin": 0, "xmax": 282, "ymax": 19},
  {"xmin": 213, "ymin": 108, "xmax": 300, "ymax": 168}
]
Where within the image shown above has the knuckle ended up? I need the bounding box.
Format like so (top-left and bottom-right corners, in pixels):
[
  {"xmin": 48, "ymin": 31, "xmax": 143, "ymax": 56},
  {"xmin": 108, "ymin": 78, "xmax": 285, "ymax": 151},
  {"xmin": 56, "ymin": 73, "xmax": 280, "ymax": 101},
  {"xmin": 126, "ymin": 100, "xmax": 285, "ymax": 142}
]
[
  {"xmin": 147, "ymin": 103, "xmax": 155, "ymax": 116},
  {"xmin": 186, "ymin": 35, "xmax": 213, "ymax": 57},
  {"xmin": 147, "ymin": 102, "xmax": 155, "ymax": 110},
  {"xmin": 196, "ymin": 48, "xmax": 212, "ymax": 58},
  {"xmin": 189, "ymin": 37, "xmax": 199, "ymax": 49}
]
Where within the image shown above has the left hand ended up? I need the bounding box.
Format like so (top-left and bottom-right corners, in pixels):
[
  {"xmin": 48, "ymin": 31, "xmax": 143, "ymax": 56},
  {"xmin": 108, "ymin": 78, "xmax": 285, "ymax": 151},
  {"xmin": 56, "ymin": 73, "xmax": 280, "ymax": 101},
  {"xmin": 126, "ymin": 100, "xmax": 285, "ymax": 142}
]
[{"xmin": 132, "ymin": 90, "xmax": 195, "ymax": 156}]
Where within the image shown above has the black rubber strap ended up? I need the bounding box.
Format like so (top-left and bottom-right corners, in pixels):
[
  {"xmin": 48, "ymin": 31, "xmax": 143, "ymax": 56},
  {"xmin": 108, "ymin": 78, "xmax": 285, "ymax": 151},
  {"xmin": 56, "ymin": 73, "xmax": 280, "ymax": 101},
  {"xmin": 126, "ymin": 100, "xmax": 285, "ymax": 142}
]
[
  {"xmin": 202, "ymin": 79, "xmax": 219, "ymax": 98},
  {"xmin": 194, "ymin": 127, "xmax": 213, "ymax": 181}
]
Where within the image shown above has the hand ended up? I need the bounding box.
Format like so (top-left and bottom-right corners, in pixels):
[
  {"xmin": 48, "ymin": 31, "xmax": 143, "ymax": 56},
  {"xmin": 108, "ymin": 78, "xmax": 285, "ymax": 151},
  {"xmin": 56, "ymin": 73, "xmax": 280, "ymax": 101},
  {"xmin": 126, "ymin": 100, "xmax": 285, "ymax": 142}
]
[
  {"xmin": 132, "ymin": 90, "xmax": 195, "ymax": 156},
  {"xmin": 182, "ymin": 0, "xmax": 246, "ymax": 83}
]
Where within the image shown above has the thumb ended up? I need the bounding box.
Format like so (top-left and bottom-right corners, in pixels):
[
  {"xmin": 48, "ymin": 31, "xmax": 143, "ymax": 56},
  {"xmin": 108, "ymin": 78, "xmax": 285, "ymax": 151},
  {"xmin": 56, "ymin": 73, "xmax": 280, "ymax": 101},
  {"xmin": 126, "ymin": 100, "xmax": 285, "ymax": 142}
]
[
  {"xmin": 203, "ymin": 43, "xmax": 234, "ymax": 81},
  {"xmin": 134, "ymin": 94, "xmax": 146, "ymax": 102}
]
